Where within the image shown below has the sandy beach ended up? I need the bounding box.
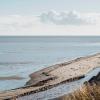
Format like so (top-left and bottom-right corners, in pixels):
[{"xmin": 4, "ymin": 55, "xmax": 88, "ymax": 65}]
[
  {"xmin": 26, "ymin": 53, "xmax": 100, "ymax": 86},
  {"xmin": 0, "ymin": 53, "xmax": 100, "ymax": 99}
]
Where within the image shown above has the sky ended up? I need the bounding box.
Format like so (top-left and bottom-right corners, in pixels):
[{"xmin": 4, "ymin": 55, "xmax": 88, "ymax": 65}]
[{"xmin": 0, "ymin": 0, "xmax": 100, "ymax": 36}]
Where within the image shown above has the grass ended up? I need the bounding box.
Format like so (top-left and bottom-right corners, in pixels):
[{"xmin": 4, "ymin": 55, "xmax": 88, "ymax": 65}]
[{"xmin": 59, "ymin": 84, "xmax": 100, "ymax": 100}]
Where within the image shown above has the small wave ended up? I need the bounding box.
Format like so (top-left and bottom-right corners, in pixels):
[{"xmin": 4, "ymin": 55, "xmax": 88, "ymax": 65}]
[
  {"xmin": 3, "ymin": 51, "xmax": 21, "ymax": 54},
  {"xmin": 83, "ymin": 43, "xmax": 100, "ymax": 46},
  {"xmin": 0, "ymin": 51, "xmax": 20, "ymax": 55},
  {"xmin": 0, "ymin": 61, "xmax": 35, "ymax": 66},
  {"xmin": 71, "ymin": 42, "xmax": 100, "ymax": 47}
]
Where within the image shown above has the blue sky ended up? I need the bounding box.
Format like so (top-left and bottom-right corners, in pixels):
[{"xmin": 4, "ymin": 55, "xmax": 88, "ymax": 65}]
[
  {"xmin": 0, "ymin": 0, "xmax": 100, "ymax": 35},
  {"xmin": 0, "ymin": 0, "xmax": 100, "ymax": 15}
]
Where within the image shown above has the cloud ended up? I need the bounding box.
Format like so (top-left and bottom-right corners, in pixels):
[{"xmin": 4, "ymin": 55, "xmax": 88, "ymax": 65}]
[
  {"xmin": 0, "ymin": 15, "xmax": 39, "ymax": 35},
  {"xmin": 0, "ymin": 15, "xmax": 36, "ymax": 28},
  {"xmin": 0, "ymin": 11, "xmax": 100, "ymax": 35},
  {"xmin": 40, "ymin": 10, "xmax": 95, "ymax": 25}
]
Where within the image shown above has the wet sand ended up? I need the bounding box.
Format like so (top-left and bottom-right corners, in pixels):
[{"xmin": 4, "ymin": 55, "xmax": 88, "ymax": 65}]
[
  {"xmin": 0, "ymin": 53, "xmax": 100, "ymax": 100},
  {"xmin": 0, "ymin": 76, "xmax": 24, "ymax": 80}
]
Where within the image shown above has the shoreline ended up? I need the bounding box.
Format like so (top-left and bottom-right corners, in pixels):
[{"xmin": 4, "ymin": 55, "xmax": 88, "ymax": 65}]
[
  {"xmin": 0, "ymin": 53, "xmax": 100, "ymax": 99},
  {"xmin": 26, "ymin": 53, "xmax": 100, "ymax": 86}
]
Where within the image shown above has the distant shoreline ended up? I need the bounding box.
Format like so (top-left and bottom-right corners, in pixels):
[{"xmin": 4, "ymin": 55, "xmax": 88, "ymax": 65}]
[{"xmin": 0, "ymin": 53, "xmax": 100, "ymax": 99}]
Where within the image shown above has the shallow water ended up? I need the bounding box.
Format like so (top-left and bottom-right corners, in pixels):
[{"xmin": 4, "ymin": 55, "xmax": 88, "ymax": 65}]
[
  {"xmin": 0, "ymin": 36, "xmax": 100, "ymax": 91},
  {"xmin": 18, "ymin": 67, "xmax": 100, "ymax": 100}
]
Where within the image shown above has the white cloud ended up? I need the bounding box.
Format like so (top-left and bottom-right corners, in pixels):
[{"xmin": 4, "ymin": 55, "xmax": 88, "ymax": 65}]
[
  {"xmin": 40, "ymin": 10, "xmax": 95, "ymax": 25},
  {"xmin": 0, "ymin": 11, "xmax": 100, "ymax": 35}
]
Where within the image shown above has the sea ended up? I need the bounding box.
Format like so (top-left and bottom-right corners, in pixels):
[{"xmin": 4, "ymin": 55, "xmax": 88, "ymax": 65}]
[{"xmin": 0, "ymin": 36, "xmax": 100, "ymax": 91}]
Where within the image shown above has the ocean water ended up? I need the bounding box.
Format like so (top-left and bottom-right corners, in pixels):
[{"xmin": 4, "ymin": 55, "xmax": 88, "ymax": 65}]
[{"xmin": 0, "ymin": 36, "xmax": 100, "ymax": 91}]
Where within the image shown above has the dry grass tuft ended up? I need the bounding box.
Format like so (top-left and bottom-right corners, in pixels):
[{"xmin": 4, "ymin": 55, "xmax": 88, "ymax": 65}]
[{"xmin": 60, "ymin": 84, "xmax": 100, "ymax": 100}]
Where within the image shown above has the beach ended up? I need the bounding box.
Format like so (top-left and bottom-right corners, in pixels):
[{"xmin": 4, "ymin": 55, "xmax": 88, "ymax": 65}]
[
  {"xmin": 0, "ymin": 53, "xmax": 100, "ymax": 100},
  {"xmin": 0, "ymin": 0, "xmax": 100, "ymax": 99},
  {"xmin": 26, "ymin": 53, "xmax": 100, "ymax": 86}
]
